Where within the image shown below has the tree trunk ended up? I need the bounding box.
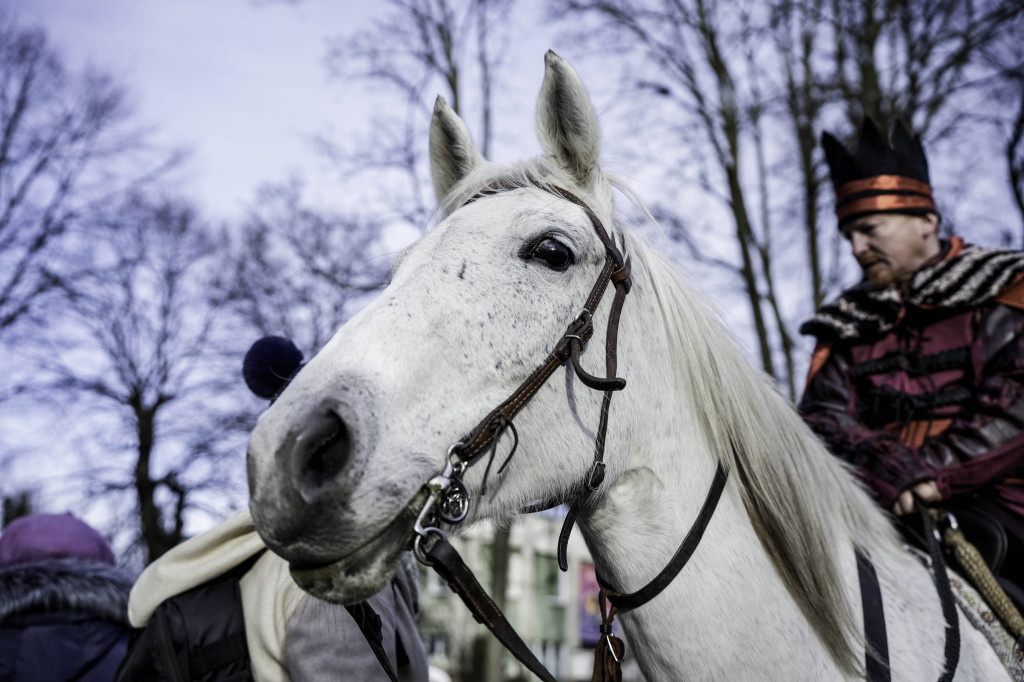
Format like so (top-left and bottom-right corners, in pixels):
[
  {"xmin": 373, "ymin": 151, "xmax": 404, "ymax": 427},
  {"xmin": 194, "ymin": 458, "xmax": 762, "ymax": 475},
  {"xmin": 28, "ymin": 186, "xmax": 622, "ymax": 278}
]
[{"xmin": 484, "ymin": 524, "xmax": 512, "ymax": 682}]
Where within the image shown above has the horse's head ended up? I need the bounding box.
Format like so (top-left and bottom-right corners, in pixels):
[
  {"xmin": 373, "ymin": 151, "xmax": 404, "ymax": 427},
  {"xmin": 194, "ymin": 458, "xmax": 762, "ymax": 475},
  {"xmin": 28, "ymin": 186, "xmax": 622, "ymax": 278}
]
[{"xmin": 247, "ymin": 52, "xmax": 637, "ymax": 603}]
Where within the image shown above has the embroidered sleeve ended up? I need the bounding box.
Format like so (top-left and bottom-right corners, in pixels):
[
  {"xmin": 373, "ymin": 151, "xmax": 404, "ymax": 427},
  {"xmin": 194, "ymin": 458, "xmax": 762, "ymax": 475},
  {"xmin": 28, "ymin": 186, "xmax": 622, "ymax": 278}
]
[
  {"xmin": 918, "ymin": 307, "xmax": 1024, "ymax": 498},
  {"xmin": 799, "ymin": 350, "xmax": 935, "ymax": 509}
]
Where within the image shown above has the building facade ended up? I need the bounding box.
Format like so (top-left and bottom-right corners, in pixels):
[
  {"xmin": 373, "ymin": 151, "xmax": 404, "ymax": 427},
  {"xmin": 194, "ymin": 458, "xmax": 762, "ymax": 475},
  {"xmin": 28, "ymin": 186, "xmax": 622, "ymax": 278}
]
[{"xmin": 417, "ymin": 510, "xmax": 644, "ymax": 682}]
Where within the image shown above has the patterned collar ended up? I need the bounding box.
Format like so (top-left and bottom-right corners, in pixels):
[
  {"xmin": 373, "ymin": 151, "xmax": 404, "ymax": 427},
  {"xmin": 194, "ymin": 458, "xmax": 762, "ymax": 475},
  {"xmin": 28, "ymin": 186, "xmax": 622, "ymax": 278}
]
[{"xmin": 801, "ymin": 238, "xmax": 1024, "ymax": 342}]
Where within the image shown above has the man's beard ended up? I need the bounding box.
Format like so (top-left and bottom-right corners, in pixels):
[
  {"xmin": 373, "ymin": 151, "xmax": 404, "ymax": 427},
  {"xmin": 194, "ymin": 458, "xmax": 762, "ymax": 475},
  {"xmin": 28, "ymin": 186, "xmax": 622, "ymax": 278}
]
[{"xmin": 862, "ymin": 260, "xmax": 897, "ymax": 289}]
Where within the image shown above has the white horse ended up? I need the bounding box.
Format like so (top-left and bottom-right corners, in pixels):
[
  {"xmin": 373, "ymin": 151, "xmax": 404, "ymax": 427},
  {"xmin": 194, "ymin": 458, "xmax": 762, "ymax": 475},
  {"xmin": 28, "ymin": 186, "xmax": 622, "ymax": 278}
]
[{"xmin": 246, "ymin": 52, "xmax": 1014, "ymax": 680}]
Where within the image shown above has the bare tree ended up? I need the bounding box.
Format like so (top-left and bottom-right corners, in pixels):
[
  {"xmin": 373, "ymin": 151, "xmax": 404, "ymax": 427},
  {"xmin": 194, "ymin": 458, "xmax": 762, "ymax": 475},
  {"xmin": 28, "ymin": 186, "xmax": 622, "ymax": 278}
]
[
  {"xmin": 2, "ymin": 490, "xmax": 33, "ymax": 528},
  {"xmin": 828, "ymin": 0, "xmax": 1023, "ymax": 135},
  {"xmin": 222, "ymin": 179, "xmax": 390, "ymax": 353},
  {"xmin": 29, "ymin": 194, "xmax": 242, "ymax": 563},
  {"xmin": 316, "ymin": 0, "xmax": 516, "ymax": 230},
  {"xmin": 0, "ymin": 15, "xmax": 178, "ymax": 347},
  {"xmin": 1008, "ymin": 84, "xmax": 1024, "ymax": 240},
  {"xmin": 552, "ymin": 0, "xmax": 1024, "ymax": 396},
  {"xmin": 554, "ymin": 0, "xmax": 802, "ymax": 394},
  {"xmin": 976, "ymin": 9, "xmax": 1024, "ymax": 241}
]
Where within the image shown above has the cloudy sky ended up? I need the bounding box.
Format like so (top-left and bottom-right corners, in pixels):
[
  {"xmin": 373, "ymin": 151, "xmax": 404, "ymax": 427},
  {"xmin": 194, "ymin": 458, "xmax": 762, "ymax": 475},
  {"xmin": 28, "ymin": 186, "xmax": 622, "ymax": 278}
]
[
  {"xmin": 8, "ymin": 0, "xmax": 578, "ymax": 224},
  {"xmin": 8, "ymin": 1, "xmax": 452, "ymax": 220},
  {"xmin": 10, "ymin": 0, "xmax": 380, "ymax": 220}
]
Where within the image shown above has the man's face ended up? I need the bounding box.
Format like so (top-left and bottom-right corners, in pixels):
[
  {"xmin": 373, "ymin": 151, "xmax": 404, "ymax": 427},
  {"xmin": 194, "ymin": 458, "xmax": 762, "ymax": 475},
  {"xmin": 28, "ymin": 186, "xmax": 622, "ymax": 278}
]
[{"xmin": 841, "ymin": 212, "xmax": 940, "ymax": 289}]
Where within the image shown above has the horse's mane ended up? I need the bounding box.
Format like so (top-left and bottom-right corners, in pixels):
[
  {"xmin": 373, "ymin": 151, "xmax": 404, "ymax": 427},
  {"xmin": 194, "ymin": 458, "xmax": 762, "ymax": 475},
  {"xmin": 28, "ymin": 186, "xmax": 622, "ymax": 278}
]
[
  {"xmin": 618, "ymin": 222, "xmax": 905, "ymax": 675},
  {"xmin": 443, "ymin": 158, "xmax": 902, "ymax": 674}
]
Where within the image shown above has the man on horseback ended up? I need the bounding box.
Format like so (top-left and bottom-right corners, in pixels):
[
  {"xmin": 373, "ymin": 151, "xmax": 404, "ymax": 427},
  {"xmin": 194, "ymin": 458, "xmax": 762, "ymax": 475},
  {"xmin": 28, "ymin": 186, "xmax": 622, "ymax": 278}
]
[{"xmin": 798, "ymin": 118, "xmax": 1024, "ymax": 597}]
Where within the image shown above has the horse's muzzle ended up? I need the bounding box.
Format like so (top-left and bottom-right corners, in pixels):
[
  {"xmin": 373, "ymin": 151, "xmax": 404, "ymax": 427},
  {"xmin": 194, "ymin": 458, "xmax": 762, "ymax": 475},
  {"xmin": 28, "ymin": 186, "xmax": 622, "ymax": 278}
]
[{"xmin": 247, "ymin": 397, "xmax": 371, "ymax": 559}]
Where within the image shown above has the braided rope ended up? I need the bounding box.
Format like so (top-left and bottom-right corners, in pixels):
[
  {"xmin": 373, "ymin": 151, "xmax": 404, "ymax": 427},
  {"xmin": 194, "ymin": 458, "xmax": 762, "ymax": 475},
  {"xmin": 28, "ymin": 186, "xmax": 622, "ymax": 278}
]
[{"xmin": 931, "ymin": 510, "xmax": 1024, "ymax": 641}]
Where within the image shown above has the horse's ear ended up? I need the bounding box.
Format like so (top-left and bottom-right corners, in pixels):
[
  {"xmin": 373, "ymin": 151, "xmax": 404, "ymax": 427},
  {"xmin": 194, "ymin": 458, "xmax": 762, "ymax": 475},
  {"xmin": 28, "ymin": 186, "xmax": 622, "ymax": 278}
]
[
  {"xmin": 536, "ymin": 50, "xmax": 601, "ymax": 188},
  {"xmin": 430, "ymin": 96, "xmax": 484, "ymax": 202}
]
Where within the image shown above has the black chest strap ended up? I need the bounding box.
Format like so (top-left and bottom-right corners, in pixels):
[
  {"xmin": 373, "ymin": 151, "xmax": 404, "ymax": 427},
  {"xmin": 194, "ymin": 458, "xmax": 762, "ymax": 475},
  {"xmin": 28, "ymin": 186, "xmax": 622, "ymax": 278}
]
[{"xmin": 857, "ymin": 549, "xmax": 891, "ymax": 681}]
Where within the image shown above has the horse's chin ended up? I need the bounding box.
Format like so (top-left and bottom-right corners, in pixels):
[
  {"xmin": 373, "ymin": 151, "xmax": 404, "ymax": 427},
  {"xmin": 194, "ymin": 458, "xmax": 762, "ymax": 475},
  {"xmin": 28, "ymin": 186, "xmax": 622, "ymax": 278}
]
[{"xmin": 287, "ymin": 488, "xmax": 429, "ymax": 605}]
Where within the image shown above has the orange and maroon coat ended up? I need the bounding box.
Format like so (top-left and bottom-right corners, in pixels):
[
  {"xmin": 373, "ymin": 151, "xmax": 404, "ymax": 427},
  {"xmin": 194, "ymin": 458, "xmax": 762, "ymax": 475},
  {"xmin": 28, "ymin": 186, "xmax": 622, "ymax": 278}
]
[{"xmin": 799, "ymin": 238, "xmax": 1024, "ymax": 525}]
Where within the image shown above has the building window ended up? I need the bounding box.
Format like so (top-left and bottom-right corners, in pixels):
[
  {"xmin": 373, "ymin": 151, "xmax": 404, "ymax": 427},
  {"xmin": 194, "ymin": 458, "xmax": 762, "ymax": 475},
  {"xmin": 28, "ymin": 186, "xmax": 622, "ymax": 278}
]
[{"xmin": 533, "ymin": 553, "xmax": 567, "ymax": 671}]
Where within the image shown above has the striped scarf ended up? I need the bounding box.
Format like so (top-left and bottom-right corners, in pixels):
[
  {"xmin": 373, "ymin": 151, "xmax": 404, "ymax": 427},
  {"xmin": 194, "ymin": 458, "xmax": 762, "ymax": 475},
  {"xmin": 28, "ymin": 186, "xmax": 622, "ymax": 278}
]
[{"xmin": 801, "ymin": 241, "xmax": 1024, "ymax": 342}]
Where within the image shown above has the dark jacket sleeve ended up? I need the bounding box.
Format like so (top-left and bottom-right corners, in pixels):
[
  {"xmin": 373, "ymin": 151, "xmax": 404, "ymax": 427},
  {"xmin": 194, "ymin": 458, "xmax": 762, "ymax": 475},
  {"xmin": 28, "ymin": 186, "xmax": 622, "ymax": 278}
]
[
  {"xmin": 918, "ymin": 305, "xmax": 1024, "ymax": 499},
  {"xmin": 799, "ymin": 348, "xmax": 934, "ymax": 509}
]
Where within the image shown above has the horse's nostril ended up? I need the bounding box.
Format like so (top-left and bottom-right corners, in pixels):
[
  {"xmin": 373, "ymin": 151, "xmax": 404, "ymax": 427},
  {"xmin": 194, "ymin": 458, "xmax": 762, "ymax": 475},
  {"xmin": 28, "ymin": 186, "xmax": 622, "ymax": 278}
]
[{"xmin": 296, "ymin": 410, "xmax": 351, "ymax": 499}]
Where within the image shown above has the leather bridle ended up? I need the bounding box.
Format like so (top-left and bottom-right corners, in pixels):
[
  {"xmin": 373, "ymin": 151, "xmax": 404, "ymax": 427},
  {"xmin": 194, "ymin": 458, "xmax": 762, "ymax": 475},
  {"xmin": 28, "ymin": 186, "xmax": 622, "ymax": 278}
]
[
  {"xmin": 411, "ymin": 182, "xmax": 632, "ymax": 564},
  {"xmin": 407, "ymin": 182, "xmax": 730, "ymax": 682}
]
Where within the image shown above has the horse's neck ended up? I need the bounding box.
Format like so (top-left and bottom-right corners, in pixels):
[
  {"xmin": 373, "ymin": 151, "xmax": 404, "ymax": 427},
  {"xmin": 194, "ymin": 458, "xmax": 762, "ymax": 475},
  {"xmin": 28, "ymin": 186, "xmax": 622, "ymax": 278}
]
[
  {"xmin": 570, "ymin": 259, "xmax": 1011, "ymax": 680},
  {"xmin": 576, "ymin": 268, "xmax": 843, "ymax": 676},
  {"xmin": 577, "ymin": 441, "xmax": 1008, "ymax": 681},
  {"xmin": 578, "ymin": 445, "xmax": 857, "ymax": 680}
]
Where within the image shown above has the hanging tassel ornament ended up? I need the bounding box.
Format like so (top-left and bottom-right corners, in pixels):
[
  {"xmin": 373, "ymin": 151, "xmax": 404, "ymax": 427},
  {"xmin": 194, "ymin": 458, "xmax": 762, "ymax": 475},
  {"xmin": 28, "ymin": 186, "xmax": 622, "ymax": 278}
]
[{"xmin": 592, "ymin": 590, "xmax": 625, "ymax": 682}]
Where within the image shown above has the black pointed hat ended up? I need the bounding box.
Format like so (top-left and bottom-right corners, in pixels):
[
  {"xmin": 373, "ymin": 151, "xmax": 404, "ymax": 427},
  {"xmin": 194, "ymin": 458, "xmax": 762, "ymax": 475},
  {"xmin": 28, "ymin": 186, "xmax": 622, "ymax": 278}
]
[{"xmin": 821, "ymin": 118, "xmax": 936, "ymax": 225}]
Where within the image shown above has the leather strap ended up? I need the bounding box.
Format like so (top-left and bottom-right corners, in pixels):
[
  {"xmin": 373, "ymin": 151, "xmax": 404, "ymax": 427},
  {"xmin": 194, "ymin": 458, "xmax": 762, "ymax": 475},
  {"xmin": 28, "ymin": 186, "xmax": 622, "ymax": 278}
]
[
  {"xmin": 857, "ymin": 549, "xmax": 891, "ymax": 681},
  {"xmin": 452, "ymin": 184, "xmax": 629, "ymax": 470},
  {"xmin": 917, "ymin": 501, "xmax": 961, "ymax": 682},
  {"xmin": 345, "ymin": 601, "xmax": 399, "ymax": 682},
  {"xmin": 602, "ymin": 461, "xmax": 729, "ymax": 612},
  {"xmin": 426, "ymin": 538, "xmax": 559, "ymax": 682},
  {"xmin": 558, "ymin": 259, "xmax": 631, "ymax": 570},
  {"xmin": 457, "ymin": 257, "xmax": 627, "ymax": 466},
  {"xmin": 592, "ymin": 591, "xmax": 624, "ymax": 682}
]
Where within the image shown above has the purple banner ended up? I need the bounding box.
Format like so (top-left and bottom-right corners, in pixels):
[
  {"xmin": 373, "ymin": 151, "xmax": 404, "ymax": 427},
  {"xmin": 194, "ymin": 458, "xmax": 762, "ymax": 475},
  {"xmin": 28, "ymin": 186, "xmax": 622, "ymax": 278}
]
[{"xmin": 579, "ymin": 562, "xmax": 602, "ymax": 647}]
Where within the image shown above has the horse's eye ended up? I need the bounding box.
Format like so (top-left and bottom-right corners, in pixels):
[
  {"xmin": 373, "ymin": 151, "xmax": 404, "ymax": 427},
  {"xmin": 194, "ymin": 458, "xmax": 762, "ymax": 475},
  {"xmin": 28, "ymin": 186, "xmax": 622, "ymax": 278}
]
[{"xmin": 530, "ymin": 238, "xmax": 574, "ymax": 271}]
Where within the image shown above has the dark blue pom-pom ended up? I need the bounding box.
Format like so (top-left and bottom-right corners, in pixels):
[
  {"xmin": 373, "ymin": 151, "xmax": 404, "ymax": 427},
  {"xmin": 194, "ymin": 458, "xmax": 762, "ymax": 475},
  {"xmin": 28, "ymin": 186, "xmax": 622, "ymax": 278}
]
[{"xmin": 243, "ymin": 336, "xmax": 304, "ymax": 399}]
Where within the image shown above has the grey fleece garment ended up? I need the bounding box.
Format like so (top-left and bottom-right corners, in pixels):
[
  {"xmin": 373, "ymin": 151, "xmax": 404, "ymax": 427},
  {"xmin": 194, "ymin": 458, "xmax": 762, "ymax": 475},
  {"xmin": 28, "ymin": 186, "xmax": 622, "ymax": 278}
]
[{"xmin": 287, "ymin": 556, "xmax": 427, "ymax": 681}]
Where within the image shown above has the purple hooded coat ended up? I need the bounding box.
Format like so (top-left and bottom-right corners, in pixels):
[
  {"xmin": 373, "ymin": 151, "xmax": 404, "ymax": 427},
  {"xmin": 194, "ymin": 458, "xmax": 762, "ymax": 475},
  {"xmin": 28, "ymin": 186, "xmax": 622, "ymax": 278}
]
[{"xmin": 0, "ymin": 513, "xmax": 134, "ymax": 682}]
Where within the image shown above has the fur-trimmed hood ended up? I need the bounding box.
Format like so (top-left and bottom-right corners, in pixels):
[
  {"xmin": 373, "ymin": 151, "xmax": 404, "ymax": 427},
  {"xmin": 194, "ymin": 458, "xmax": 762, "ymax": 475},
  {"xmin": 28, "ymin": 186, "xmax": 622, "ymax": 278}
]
[{"xmin": 0, "ymin": 557, "xmax": 134, "ymax": 625}]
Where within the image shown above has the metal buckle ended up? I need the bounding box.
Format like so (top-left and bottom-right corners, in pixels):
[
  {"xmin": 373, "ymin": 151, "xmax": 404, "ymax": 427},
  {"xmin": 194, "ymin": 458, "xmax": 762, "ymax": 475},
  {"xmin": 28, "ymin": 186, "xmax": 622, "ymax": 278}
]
[
  {"xmin": 412, "ymin": 443, "xmax": 471, "ymax": 565},
  {"xmin": 413, "ymin": 527, "xmax": 446, "ymax": 565}
]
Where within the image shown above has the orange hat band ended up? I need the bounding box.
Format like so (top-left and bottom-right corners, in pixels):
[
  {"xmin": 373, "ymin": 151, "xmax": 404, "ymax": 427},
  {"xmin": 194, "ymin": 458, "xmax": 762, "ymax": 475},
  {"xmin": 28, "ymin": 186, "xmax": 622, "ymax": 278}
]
[
  {"xmin": 835, "ymin": 174, "xmax": 935, "ymax": 221},
  {"xmin": 836, "ymin": 195, "xmax": 937, "ymax": 221},
  {"xmin": 836, "ymin": 174, "xmax": 932, "ymax": 201}
]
